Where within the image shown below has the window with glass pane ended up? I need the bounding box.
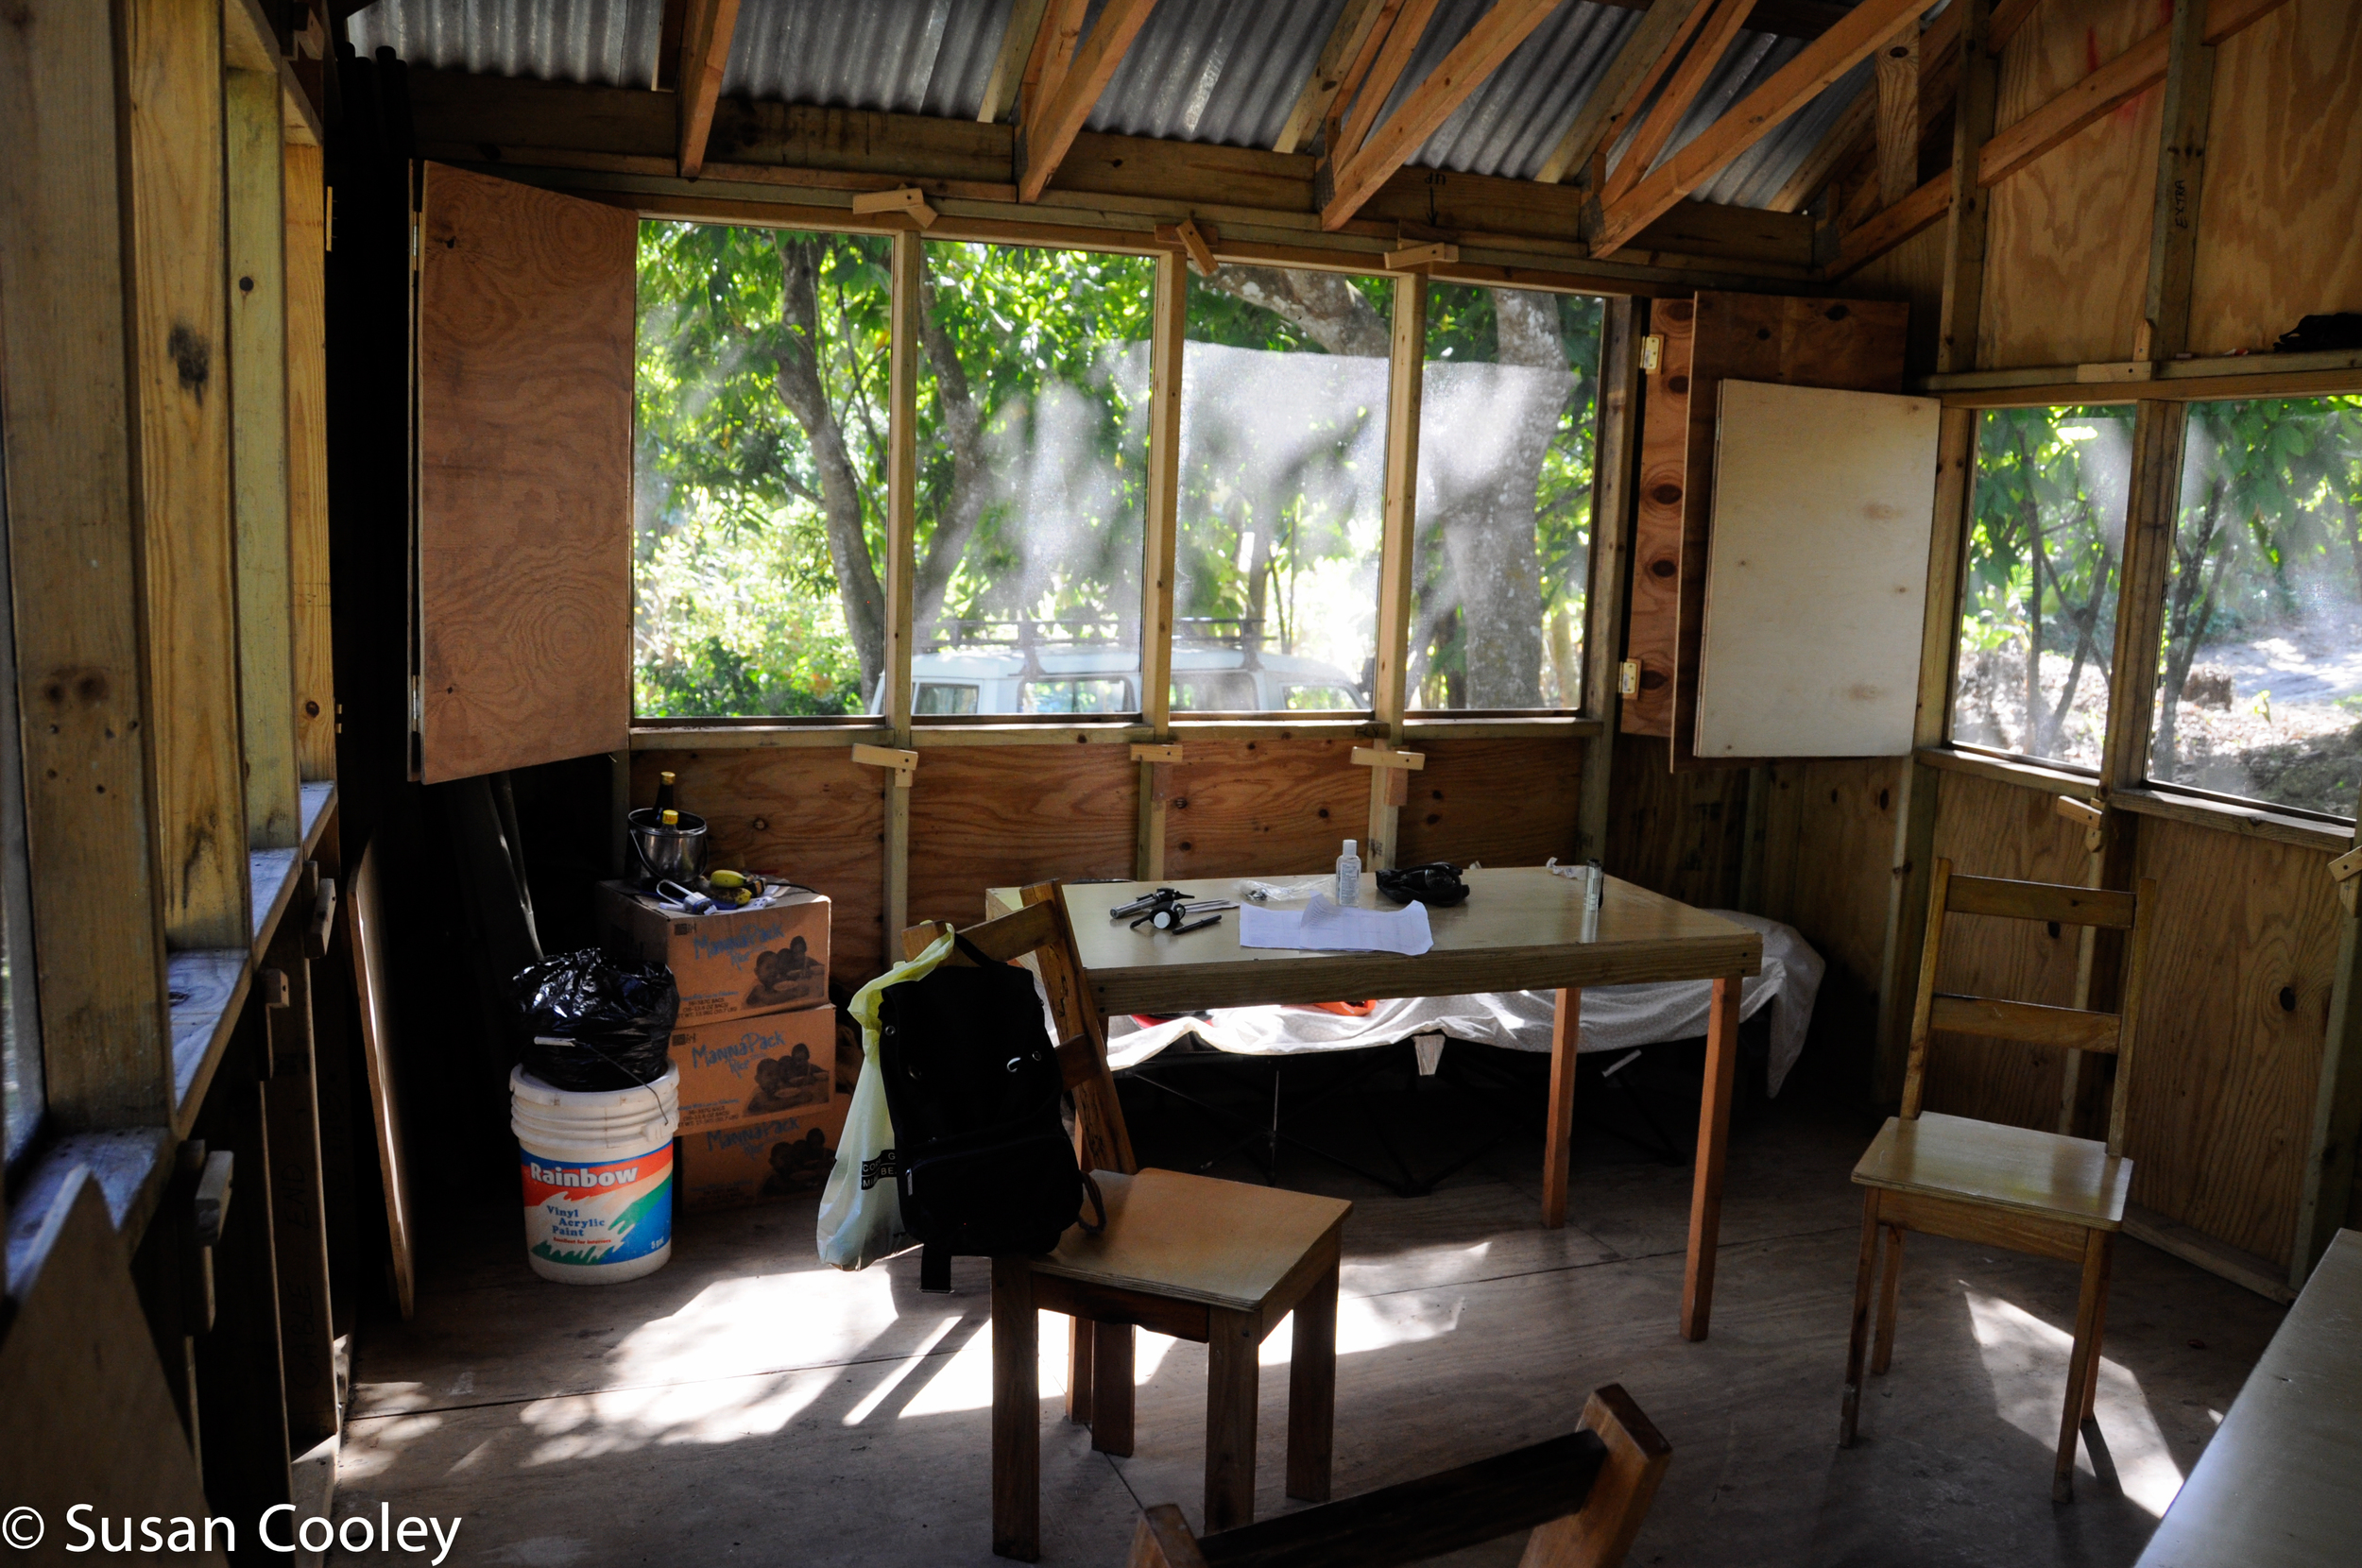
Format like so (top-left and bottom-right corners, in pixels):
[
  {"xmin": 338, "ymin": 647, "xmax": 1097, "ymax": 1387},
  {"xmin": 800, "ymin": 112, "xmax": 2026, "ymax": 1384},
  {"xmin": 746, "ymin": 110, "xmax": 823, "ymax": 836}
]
[
  {"xmin": 1949, "ymin": 406, "xmax": 2135, "ymax": 769},
  {"xmin": 914, "ymin": 241, "xmax": 1153, "ymax": 716},
  {"xmin": 634, "ymin": 223, "xmax": 887, "ymax": 717},
  {"xmin": 2147, "ymin": 395, "xmax": 2362, "ymax": 819},
  {"xmin": 1412, "ymin": 285, "xmax": 1602, "ymax": 710},
  {"xmin": 1177, "ymin": 267, "xmax": 1395, "ymax": 712},
  {"xmin": 0, "ymin": 508, "xmax": 34, "ymax": 1167}
]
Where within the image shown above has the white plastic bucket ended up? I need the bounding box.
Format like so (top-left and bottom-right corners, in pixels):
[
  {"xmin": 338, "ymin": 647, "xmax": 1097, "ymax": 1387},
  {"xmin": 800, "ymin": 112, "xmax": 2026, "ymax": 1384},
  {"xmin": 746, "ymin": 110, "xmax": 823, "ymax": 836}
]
[{"xmin": 510, "ymin": 1064, "xmax": 681, "ymax": 1285}]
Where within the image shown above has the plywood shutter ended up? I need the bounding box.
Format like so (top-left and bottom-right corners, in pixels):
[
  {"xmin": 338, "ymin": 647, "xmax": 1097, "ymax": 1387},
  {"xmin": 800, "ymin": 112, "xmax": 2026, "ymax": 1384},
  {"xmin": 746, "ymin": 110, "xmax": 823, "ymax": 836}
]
[
  {"xmin": 1695, "ymin": 380, "xmax": 1941, "ymax": 759},
  {"xmin": 417, "ymin": 162, "xmax": 633, "ymax": 783}
]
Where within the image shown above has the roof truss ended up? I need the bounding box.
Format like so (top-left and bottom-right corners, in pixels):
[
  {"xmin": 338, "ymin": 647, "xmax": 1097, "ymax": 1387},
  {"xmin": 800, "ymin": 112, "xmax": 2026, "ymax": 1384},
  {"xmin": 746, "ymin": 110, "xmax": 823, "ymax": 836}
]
[
  {"xmin": 676, "ymin": 0, "xmax": 744, "ymax": 177},
  {"xmin": 1017, "ymin": 0, "xmax": 1162, "ymax": 202}
]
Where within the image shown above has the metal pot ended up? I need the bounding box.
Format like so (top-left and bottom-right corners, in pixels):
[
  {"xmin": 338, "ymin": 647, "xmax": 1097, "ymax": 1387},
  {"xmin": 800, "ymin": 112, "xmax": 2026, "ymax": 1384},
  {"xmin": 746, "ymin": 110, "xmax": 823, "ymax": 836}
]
[{"xmin": 627, "ymin": 807, "xmax": 710, "ymax": 885}]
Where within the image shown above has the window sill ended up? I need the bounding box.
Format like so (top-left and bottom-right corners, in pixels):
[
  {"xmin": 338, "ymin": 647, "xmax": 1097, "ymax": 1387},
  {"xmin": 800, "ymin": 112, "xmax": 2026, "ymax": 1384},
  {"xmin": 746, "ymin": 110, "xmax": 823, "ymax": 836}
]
[
  {"xmin": 629, "ymin": 715, "xmax": 1605, "ymax": 750},
  {"xmin": 1915, "ymin": 745, "xmax": 2097, "ymax": 794},
  {"xmin": 2113, "ymin": 787, "xmax": 2352, "ymax": 855}
]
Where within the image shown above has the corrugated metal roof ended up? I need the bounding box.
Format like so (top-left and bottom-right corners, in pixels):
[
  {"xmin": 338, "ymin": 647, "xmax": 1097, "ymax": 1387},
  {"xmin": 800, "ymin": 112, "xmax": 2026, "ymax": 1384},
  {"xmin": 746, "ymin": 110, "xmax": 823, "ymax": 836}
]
[
  {"xmin": 349, "ymin": 0, "xmax": 668, "ymax": 87},
  {"xmin": 347, "ymin": 0, "xmax": 1878, "ymax": 212},
  {"xmin": 723, "ymin": 0, "xmax": 1011, "ymax": 117},
  {"xmin": 1086, "ymin": 0, "xmax": 1348, "ymax": 147}
]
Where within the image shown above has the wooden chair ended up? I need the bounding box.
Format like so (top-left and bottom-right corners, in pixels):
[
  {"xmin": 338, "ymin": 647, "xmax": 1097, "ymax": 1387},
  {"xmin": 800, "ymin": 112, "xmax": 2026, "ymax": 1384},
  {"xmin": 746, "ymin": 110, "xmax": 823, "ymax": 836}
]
[
  {"xmin": 1124, "ymin": 1385, "xmax": 1671, "ymax": 1568},
  {"xmin": 903, "ymin": 883, "xmax": 1353, "ymax": 1562},
  {"xmin": 1839, "ymin": 858, "xmax": 2155, "ymax": 1500}
]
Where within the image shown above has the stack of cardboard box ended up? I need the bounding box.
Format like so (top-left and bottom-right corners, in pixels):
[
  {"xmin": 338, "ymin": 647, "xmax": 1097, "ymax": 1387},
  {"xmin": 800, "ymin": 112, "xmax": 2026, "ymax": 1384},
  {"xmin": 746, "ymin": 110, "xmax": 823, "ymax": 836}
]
[{"xmin": 595, "ymin": 882, "xmax": 852, "ymax": 1211}]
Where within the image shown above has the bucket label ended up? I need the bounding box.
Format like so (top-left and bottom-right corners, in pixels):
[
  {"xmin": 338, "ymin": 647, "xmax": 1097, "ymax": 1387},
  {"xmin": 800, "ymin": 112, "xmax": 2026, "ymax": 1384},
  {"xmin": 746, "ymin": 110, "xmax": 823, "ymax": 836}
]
[{"xmin": 519, "ymin": 1143, "xmax": 674, "ymax": 1270}]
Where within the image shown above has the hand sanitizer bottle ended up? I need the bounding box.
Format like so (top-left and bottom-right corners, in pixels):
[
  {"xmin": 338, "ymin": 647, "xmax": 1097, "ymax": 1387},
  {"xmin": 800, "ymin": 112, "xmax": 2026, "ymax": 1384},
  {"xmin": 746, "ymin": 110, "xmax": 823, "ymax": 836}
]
[{"xmin": 1335, "ymin": 840, "xmax": 1361, "ymax": 902}]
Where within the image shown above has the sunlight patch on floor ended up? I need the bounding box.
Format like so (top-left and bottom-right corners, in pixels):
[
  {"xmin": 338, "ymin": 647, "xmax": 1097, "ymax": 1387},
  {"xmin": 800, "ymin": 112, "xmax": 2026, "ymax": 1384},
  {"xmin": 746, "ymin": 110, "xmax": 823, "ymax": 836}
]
[
  {"xmin": 845, "ymin": 1315, "xmax": 963, "ymax": 1424},
  {"xmin": 1964, "ymin": 1289, "xmax": 2182, "ymax": 1517}
]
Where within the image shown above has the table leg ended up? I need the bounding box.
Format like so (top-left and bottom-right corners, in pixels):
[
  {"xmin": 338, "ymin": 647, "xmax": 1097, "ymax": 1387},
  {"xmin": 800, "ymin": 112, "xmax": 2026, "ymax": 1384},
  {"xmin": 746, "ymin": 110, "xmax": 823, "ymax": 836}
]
[
  {"xmin": 1680, "ymin": 975, "xmax": 1741, "ymax": 1341},
  {"xmin": 1067, "ymin": 1316, "xmax": 1093, "ymax": 1425},
  {"xmin": 1285, "ymin": 1254, "xmax": 1339, "ymax": 1503},
  {"xmin": 1206, "ymin": 1306, "xmax": 1259, "ymax": 1532},
  {"xmin": 991, "ymin": 1259, "xmax": 1039, "ymax": 1561},
  {"xmin": 1543, "ymin": 987, "xmax": 1582, "ymax": 1229}
]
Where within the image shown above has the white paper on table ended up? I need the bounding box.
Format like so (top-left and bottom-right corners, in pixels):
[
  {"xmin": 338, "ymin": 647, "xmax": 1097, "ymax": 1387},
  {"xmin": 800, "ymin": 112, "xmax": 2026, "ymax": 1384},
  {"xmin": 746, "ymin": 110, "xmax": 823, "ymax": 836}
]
[{"xmin": 1236, "ymin": 893, "xmax": 1433, "ymax": 956}]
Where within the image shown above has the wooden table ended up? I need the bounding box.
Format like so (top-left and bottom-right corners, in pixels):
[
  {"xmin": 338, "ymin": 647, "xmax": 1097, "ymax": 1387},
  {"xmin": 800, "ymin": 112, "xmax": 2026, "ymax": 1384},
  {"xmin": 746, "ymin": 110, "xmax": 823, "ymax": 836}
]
[
  {"xmin": 1053, "ymin": 866, "xmax": 1762, "ymax": 1340},
  {"xmin": 2134, "ymin": 1226, "xmax": 2362, "ymax": 1566}
]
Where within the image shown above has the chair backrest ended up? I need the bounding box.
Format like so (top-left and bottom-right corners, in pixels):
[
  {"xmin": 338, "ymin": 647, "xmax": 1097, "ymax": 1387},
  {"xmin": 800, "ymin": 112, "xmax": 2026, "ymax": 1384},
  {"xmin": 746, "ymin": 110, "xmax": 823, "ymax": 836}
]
[
  {"xmin": 1122, "ymin": 1384, "xmax": 1671, "ymax": 1568},
  {"xmin": 1903, "ymin": 857, "xmax": 2157, "ymax": 1154},
  {"xmin": 900, "ymin": 881, "xmax": 1137, "ymax": 1177}
]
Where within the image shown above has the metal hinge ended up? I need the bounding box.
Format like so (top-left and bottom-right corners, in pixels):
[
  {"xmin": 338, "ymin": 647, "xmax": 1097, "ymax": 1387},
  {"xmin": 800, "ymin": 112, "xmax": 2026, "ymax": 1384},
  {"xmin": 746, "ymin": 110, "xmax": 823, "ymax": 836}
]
[
  {"xmin": 1618, "ymin": 659, "xmax": 1641, "ymax": 698},
  {"xmin": 1639, "ymin": 334, "xmax": 1665, "ymax": 373}
]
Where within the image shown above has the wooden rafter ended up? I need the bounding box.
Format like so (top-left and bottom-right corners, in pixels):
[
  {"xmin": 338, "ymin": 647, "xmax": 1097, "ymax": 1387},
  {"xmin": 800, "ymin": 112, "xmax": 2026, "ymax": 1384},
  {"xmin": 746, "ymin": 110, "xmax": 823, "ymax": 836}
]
[
  {"xmin": 1537, "ymin": 0, "xmax": 1718, "ymax": 186},
  {"xmin": 1330, "ymin": 0, "xmax": 1442, "ymax": 171},
  {"xmin": 1319, "ymin": 0, "xmax": 1562, "ymax": 231},
  {"xmin": 1826, "ymin": 168, "xmax": 1948, "ymax": 277},
  {"xmin": 1017, "ymin": 0, "xmax": 1160, "ymax": 202},
  {"xmin": 1770, "ymin": 0, "xmax": 1957, "ymax": 213},
  {"xmin": 979, "ymin": 0, "xmax": 1052, "ymax": 124},
  {"xmin": 1274, "ymin": 0, "xmax": 1393, "ymax": 155},
  {"xmin": 676, "ymin": 0, "xmax": 744, "ymax": 177},
  {"xmin": 656, "ymin": 0, "xmax": 688, "ymax": 90},
  {"xmin": 1765, "ymin": 83, "xmax": 1871, "ymax": 211},
  {"xmin": 1591, "ymin": 0, "xmax": 1924, "ymax": 256},
  {"xmin": 1873, "ymin": 26, "xmax": 1919, "ymax": 206},
  {"xmin": 1600, "ymin": 0, "xmax": 1760, "ymax": 207}
]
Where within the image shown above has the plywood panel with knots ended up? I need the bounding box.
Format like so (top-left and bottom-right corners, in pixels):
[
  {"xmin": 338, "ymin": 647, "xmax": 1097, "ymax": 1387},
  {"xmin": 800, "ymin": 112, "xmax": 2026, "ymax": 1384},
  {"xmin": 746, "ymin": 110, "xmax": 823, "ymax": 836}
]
[
  {"xmin": 2126, "ymin": 815, "xmax": 2342, "ymax": 1267},
  {"xmin": 1622, "ymin": 298, "xmax": 1696, "ymax": 739},
  {"xmin": 1603, "ymin": 736, "xmax": 1751, "ymax": 912},
  {"xmin": 418, "ymin": 163, "xmax": 634, "ymax": 783},
  {"xmin": 2187, "ymin": 0, "xmax": 2362, "ymax": 355},
  {"xmin": 908, "ymin": 745, "xmax": 1137, "ymax": 929},
  {"xmin": 633, "ymin": 748, "xmax": 887, "ymax": 983},
  {"xmin": 1163, "ymin": 735, "xmax": 1369, "ymax": 880},
  {"xmin": 1977, "ymin": 0, "xmax": 2165, "ymax": 366},
  {"xmin": 1394, "ymin": 738, "xmax": 1582, "ymax": 869}
]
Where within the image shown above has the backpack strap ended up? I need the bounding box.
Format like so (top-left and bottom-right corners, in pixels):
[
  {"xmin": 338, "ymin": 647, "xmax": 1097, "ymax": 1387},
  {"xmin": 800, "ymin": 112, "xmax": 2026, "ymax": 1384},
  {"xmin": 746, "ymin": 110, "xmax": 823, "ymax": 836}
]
[
  {"xmin": 1076, "ymin": 1171, "xmax": 1107, "ymax": 1236},
  {"xmin": 951, "ymin": 930, "xmax": 1001, "ymax": 968},
  {"xmin": 919, "ymin": 1242, "xmax": 952, "ymax": 1295}
]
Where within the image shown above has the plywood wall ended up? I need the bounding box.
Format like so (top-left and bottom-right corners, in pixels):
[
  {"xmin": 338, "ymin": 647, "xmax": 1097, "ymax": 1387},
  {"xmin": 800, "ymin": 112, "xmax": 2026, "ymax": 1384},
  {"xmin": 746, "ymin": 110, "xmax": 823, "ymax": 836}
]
[
  {"xmin": 1164, "ymin": 735, "xmax": 1368, "ymax": 879},
  {"xmin": 2126, "ymin": 815, "xmax": 2343, "ymax": 1266},
  {"xmin": 1602, "ymin": 736, "xmax": 1750, "ymax": 911},
  {"xmin": 1395, "ymin": 738, "xmax": 1583, "ymax": 869},
  {"xmin": 908, "ymin": 745, "xmax": 1137, "ymax": 929},
  {"xmin": 1977, "ymin": 0, "xmax": 2165, "ymax": 366},
  {"xmin": 1757, "ymin": 757, "xmax": 1905, "ymax": 1000},
  {"xmin": 1849, "ymin": 222, "xmax": 1948, "ymax": 376},
  {"xmin": 632, "ymin": 749, "xmax": 887, "ymax": 982},
  {"xmin": 2189, "ymin": 0, "xmax": 2362, "ymax": 354}
]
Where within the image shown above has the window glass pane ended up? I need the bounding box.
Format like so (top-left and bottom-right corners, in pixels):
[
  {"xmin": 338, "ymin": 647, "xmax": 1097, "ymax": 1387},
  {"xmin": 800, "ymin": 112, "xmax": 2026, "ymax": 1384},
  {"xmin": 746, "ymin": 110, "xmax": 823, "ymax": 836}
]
[
  {"xmin": 0, "ymin": 462, "xmax": 37, "ymax": 1167},
  {"xmin": 1950, "ymin": 406, "xmax": 2135, "ymax": 769},
  {"xmin": 1178, "ymin": 267, "xmax": 1394, "ymax": 712},
  {"xmin": 1413, "ymin": 284, "xmax": 1602, "ymax": 709},
  {"xmin": 914, "ymin": 683, "xmax": 980, "ymax": 715},
  {"xmin": 916, "ymin": 242, "xmax": 1153, "ymax": 715},
  {"xmin": 2148, "ymin": 396, "xmax": 2362, "ymax": 819},
  {"xmin": 634, "ymin": 223, "xmax": 883, "ymax": 718}
]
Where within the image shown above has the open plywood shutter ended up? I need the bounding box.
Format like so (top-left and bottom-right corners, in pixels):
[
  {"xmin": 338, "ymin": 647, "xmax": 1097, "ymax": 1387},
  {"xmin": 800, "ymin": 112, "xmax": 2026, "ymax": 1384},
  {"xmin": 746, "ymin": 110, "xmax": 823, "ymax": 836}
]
[{"xmin": 416, "ymin": 162, "xmax": 633, "ymax": 784}]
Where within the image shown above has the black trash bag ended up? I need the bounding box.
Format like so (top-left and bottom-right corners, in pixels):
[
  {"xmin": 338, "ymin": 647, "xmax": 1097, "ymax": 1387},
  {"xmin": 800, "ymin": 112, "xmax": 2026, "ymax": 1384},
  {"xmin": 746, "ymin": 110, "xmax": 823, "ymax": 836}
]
[{"xmin": 513, "ymin": 949, "xmax": 679, "ymax": 1092}]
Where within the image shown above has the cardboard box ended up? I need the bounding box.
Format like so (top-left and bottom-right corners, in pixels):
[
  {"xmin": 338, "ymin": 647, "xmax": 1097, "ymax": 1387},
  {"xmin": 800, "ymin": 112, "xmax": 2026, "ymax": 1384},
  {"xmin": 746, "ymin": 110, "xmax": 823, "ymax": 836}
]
[
  {"xmin": 596, "ymin": 880, "xmax": 830, "ymax": 1024},
  {"xmin": 668, "ymin": 1006, "xmax": 837, "ymax": 1132},
  {"xmin": 677, "ymin": 1102, "xmax": 849, "ymax": 1212}
]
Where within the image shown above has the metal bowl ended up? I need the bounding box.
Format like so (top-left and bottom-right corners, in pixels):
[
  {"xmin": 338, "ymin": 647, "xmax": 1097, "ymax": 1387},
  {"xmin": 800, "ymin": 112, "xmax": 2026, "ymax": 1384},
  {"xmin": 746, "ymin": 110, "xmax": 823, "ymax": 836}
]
[{"xmin": 627, "ymin": 807, "xmax": 710, "ymax": 884}]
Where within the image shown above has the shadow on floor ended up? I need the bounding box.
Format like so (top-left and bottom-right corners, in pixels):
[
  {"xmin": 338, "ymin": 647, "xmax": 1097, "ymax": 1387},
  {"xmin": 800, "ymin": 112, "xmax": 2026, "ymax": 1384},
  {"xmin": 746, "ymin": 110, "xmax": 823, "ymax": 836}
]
[{"xmin": 334, "ymin": 1069, "xmax": 2283, "ymax": 1568}]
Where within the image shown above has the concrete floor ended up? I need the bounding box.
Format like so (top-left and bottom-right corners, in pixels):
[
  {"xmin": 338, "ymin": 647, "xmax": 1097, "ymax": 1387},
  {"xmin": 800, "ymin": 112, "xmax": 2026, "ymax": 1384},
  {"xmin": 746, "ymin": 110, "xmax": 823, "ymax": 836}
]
[{"xmin": 336, "ymin": 1068, "xmax": 2286, "ymax": 1567}]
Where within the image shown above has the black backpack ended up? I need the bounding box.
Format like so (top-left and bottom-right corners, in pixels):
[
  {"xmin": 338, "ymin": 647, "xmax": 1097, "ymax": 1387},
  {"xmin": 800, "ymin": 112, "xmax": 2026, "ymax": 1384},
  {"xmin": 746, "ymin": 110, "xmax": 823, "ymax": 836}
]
[{"xmin": 876, "ymin": 933, "xmax": 1104, "ymax": 1292}]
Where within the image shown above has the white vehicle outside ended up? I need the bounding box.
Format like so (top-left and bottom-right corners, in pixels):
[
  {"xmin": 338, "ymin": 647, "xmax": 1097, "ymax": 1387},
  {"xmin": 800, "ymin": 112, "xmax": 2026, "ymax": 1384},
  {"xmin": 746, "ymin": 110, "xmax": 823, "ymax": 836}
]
[{"xmin": 866, "ymin": 621, "xmax": 1367, "ymax": 715}]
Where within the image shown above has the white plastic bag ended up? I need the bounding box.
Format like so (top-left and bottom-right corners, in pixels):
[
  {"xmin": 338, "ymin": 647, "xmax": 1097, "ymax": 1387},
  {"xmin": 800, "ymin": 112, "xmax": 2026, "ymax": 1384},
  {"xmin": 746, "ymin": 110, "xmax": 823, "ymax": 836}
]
[{"xmin": 815, "ymin": 928, "xmax": 956, "ymax": 1270}]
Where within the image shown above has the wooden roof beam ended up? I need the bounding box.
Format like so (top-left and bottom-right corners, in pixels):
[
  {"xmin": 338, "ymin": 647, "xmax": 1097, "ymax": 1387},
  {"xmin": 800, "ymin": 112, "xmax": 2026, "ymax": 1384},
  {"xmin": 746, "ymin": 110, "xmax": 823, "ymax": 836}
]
[
  {"xmin": 1017, "ymin": 0, "xmax": 1162, "ymax": 202},
  {"xmin": 1328, "ymin": 0, "xmax": 1442, "ymax": 173},
  {"xmin": 1599, "ymin": 0, "xmax": 1760, "ymax": 207},
  {"xmin": 1591, "ymin": 0, "xmax": 1926, "ymax": 256},
  {"xmin": 1318, "ymin": 0, "xmax": 1561, "ymax": 231},
  {"xmin": 1274, "ymin": 0, "xmax": 1395, "ymax": 155},
  {"xmin": 979, "ymin": 0, "xmax": 1052, "ymax": 123},
  {"xmin": 1873, "ymin": 26, "xmax": 1919, "ymax": 206},
  {"xmin": 676, "ymin": 0, "xmax": 744, "ymax": 177},
  {"xmin": 1537, "ymin": 0, "xmax": 1718, "ymax": 186}
]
